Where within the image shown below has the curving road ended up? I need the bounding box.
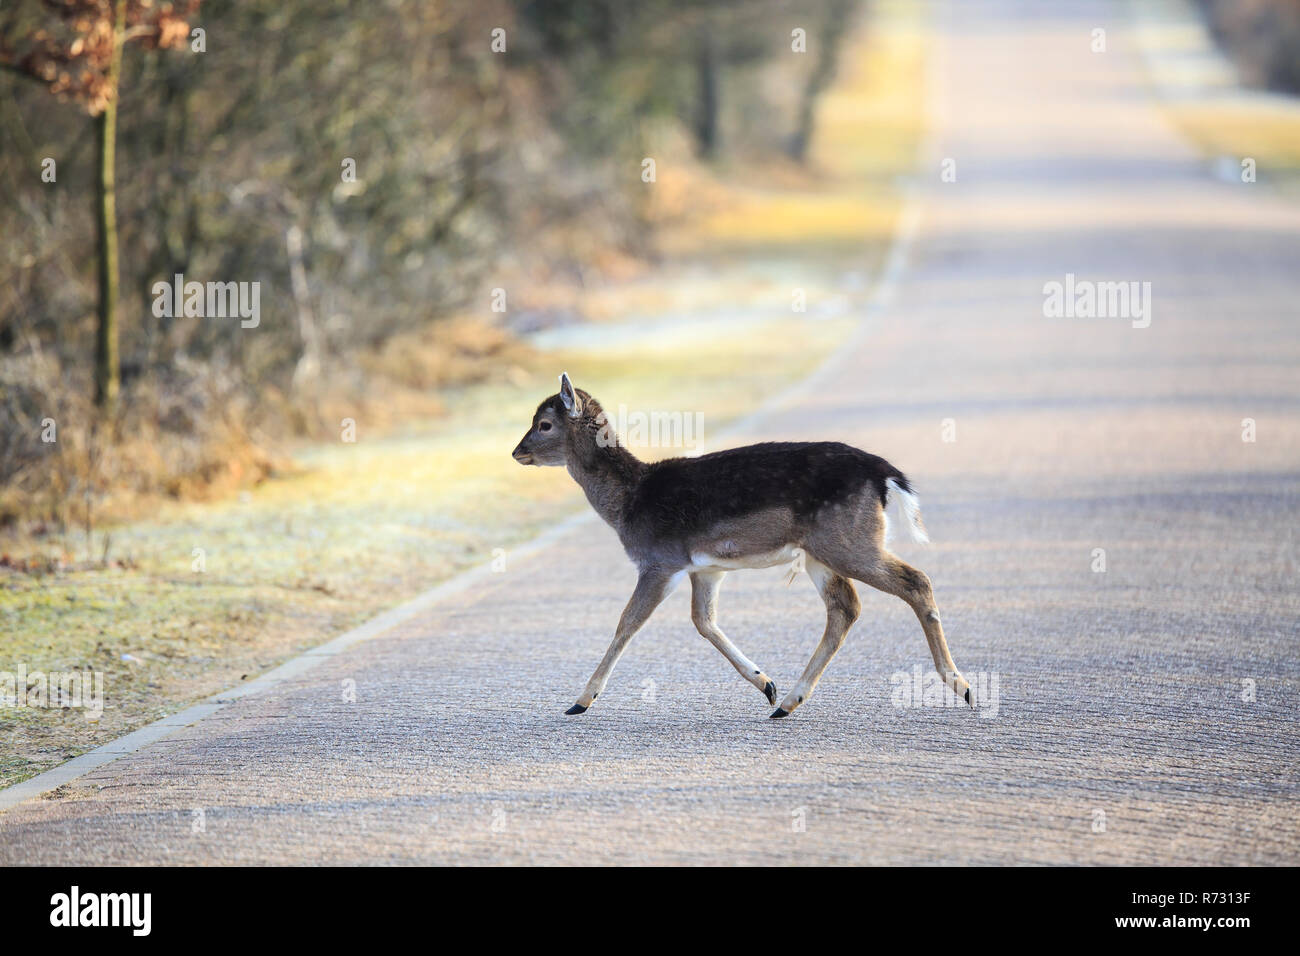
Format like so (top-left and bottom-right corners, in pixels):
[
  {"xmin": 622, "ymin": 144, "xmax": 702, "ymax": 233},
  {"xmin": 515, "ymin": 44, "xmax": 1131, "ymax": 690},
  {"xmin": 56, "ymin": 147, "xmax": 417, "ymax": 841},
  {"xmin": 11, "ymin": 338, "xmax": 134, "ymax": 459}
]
[{"xmin": 2, "ymin": 0, "xmax": 1298, "ymax": 864}]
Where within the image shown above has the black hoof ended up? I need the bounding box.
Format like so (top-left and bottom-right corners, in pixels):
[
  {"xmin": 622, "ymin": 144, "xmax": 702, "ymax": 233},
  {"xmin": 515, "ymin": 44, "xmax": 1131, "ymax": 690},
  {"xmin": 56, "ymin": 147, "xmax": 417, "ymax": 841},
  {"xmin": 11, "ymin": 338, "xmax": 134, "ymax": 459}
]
[
  {"xmin": 769, "ymin": 707, "xmax": 790, "ymax": 719},
  {"xmin": 763, "ymin": 681, "xmax": 778, "ymax": 706},
  {"xmin": 565, "ymin": 704, "xmax": 588, "ymax": 715},
  {"xmin": 964, "ymin": 687, "xmax": 973, "ymax": 707}
]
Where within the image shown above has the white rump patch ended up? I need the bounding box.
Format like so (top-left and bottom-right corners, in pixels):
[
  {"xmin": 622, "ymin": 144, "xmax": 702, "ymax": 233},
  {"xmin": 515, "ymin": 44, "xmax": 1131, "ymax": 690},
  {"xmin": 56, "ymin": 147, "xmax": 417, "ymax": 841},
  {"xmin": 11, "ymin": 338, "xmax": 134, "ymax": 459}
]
[{"xmin": 886, "ymin": 477, "xmax": 929, "ymax": 544}]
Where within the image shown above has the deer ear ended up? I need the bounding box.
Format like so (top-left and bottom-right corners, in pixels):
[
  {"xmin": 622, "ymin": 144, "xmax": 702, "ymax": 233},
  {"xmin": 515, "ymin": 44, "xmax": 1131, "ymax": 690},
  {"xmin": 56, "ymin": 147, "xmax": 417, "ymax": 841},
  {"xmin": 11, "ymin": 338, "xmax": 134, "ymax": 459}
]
[{"xmin": 559, "ymin": 372, "xmax": 581, "ymax": 418}]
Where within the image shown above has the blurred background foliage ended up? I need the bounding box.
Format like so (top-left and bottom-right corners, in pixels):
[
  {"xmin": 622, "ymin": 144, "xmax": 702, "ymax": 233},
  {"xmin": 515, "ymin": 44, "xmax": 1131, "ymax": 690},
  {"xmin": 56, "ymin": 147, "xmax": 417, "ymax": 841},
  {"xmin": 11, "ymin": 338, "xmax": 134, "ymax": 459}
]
[
  {"xmin": 2, "ymin": 0, "xmax": 1298, "ymax": 534},
  {"xmin": 0, "ymin": 0, "xmax": 859, "ymax": 528},
  {"xmin": 1197, "ymin": 0, "xmax": 1300, "ymax": 93}
]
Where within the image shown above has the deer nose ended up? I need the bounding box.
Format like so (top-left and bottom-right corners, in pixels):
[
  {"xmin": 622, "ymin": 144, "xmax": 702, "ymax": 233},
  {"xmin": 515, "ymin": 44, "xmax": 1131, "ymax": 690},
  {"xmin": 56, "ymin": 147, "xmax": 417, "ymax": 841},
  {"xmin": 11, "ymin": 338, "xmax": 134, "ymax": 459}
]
[{"xmin": 512, "ymin": 441, "xmax": 533, "ymax": 463}]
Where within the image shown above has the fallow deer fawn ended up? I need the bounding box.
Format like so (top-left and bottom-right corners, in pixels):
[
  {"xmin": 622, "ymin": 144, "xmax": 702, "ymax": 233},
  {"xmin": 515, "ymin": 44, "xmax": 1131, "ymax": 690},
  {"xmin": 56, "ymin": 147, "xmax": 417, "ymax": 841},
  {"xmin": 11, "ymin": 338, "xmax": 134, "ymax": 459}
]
[{"xmin": 512, "ymin": 373, "xmax": 972, "ymax": 718}]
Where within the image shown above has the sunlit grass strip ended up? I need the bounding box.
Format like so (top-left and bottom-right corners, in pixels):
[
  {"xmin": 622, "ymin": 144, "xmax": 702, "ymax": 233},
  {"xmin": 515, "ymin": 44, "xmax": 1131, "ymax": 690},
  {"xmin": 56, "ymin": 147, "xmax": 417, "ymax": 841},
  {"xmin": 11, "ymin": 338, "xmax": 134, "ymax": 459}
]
[{"xmin": 1166, "ymin": 101, "xmax": 1300, "ymax": 185}]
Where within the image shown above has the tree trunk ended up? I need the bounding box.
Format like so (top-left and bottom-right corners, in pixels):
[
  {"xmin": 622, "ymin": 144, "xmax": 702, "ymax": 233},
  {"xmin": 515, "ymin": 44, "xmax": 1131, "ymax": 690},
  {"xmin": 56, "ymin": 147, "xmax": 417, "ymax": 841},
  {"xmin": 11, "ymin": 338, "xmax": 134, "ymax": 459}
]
[
  {"xmin": 94, "ymin": 0, "xmax": 126, "ymax": 411},
  {"xmin": 693, "ymin": 31, "xmax": 720, "ymax": 159},
  {"xmin": 285, "ymin": 223, "xmax": 322, "ymax": 390},
  {"xmin": 788, "ymin": 0, "xmax": 853, "ymax": 163}
]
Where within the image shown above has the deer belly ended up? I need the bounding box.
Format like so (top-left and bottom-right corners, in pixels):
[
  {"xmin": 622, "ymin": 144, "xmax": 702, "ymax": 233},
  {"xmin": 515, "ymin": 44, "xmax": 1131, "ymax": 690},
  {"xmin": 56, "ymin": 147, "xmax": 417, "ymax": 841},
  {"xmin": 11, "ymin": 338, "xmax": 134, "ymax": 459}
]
[{"xmin": 688, "ymin": 542, "xmax": 801, "ymax": 571}]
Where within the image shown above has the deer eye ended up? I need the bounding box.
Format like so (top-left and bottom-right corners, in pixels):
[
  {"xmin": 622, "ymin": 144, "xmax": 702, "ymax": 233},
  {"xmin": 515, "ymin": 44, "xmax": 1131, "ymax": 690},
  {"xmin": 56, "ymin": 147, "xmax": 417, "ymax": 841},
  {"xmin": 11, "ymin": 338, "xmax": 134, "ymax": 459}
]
[{"xmin": 538, "ymin": 421, "xmax": 553, "ymax": 432}]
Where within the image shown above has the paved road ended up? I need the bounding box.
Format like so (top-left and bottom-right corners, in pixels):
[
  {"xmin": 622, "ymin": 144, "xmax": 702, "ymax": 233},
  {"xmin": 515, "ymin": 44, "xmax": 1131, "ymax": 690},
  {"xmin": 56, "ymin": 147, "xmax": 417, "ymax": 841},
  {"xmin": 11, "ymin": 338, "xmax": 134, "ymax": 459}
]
[{"xmin": 3, "ymin": 0, "xmax": 1297, "ymax": 864}]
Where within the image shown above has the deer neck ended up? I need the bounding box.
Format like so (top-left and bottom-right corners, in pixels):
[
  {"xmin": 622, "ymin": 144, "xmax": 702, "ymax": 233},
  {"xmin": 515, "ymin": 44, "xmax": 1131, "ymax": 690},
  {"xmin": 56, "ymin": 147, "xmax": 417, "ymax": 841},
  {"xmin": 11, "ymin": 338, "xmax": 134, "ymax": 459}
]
[{"xmin": 566, "ymin": 425, "xmax": 644, "ymax": 529}]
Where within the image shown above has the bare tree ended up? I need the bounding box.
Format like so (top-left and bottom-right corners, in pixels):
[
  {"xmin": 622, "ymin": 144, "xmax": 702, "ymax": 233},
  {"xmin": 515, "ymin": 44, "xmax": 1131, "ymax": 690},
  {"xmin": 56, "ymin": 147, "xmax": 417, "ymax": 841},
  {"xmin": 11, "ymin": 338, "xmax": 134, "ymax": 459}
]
[
  {"xmin": 788, "ymin": 0, "xmax": 854, "ymax": 162},
  {"xmin": 0, "ymin": 0, "xmax": 199, "ymax": 411}
]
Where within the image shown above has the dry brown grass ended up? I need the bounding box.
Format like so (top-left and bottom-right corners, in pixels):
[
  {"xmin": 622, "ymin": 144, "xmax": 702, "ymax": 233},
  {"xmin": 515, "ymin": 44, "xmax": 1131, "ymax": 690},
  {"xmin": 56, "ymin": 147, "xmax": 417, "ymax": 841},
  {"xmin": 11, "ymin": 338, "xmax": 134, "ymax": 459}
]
[{"xmin": 0, "ymin": 314, "xmax": 539, "ymax": 544}]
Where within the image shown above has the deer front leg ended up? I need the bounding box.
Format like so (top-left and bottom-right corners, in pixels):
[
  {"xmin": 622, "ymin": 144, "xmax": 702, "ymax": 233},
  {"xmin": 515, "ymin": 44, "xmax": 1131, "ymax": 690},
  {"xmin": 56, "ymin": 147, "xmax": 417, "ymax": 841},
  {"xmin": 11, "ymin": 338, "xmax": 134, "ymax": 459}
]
[
  {"xmin": 566, "ymin": 569, "xmax": 675, "ymax": 714},
  {"xmin": 690, "ymin": 571, "xmax": 778, "ymax": 706}
]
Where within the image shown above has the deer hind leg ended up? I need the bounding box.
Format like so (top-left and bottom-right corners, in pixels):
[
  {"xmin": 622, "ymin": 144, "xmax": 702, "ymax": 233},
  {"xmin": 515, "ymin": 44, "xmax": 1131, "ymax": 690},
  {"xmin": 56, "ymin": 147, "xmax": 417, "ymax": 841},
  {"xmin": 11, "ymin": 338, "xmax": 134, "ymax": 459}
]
[
  {"xmin": 771, "ymin": 558, "xmax": 860, "ymax": 718},
  {"xmin": 861, "ymin": 553, "xmax": 972, "ymax": 706},
  {"xmin": 690, "ymin": 571, "xmax": 778, "ymax": 706}
]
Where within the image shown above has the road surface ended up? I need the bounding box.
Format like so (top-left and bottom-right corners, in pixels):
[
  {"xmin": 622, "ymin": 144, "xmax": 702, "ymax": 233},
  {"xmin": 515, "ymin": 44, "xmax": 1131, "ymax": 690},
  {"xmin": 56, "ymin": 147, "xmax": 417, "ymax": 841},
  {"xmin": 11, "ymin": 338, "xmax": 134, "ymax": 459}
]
[{"xmin": 2, "ymin": 0, "xmax": 1297, "ymax": 864}]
